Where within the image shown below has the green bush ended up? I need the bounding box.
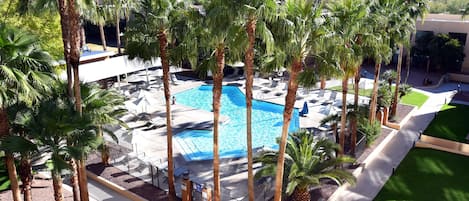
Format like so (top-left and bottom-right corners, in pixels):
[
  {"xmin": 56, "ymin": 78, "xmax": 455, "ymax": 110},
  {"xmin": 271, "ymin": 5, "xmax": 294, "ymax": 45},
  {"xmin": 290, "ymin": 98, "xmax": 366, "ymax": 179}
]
[
  {"xmin": 399, "ymin": 84, "xmax": 412, "ymax": 98},
  {"xmin": 378, "ymin": 83, "xmax": 392, "ymax": 108},
  {"xmin": 358, "ymin": 120, "xmax": 381, "ymax": 145}
]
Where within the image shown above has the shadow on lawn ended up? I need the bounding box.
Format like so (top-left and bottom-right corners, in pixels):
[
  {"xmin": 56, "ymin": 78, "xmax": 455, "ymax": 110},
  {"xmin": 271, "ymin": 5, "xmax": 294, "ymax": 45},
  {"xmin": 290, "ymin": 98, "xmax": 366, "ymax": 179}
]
[
  {"xmin": 424, "ymin": 103, "xmax": 469, "ymax": 143},
  {"xmin": 375, "ymin": 148, "xmax": 469, "ymax": 201}
]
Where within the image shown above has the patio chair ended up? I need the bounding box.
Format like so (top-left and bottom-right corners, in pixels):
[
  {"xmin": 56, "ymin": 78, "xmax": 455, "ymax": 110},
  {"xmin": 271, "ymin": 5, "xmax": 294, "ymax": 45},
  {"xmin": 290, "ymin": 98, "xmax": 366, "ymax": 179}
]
[
  {"xmin": 270, "ymin": 79, "xmax": 278, "ymax": 88},
  {"xmin": 170, "ymin": 74, "xmax": 182, "ymax": 85},
  {"xmin": 309, "ymin": 89, "xmax": 326, "ymax": 104},
  {"xmin": 325, "ymin": 91, "xmax": 337, "ymax": 104},
  {"xmin": 317, "ymin": 89, "xmax": 325, "ymax": 99}
]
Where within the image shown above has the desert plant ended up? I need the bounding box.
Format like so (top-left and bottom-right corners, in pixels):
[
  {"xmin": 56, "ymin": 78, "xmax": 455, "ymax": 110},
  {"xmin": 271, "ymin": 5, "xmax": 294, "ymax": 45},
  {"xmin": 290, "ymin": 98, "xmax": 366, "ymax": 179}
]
[
  {"xmin": 399, "ymin": 84, "xmax": 412, "ymax": 98},
  {"xmin": 358, "ymin": 120, "xmax": 381, "ymax": 145}
]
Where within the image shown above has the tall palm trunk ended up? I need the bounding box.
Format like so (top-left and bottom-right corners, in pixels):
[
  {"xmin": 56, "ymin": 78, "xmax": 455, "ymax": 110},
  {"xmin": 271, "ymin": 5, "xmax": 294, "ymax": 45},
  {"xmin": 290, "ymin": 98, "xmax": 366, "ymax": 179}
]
[
  {"xmin": 69, "ymin": 159, "xmax": 80, "ymax": 201},
  {"xmin": 244, "ymin": 17, "xmax": 256, "ymax": 201},
  {"xmin": 116, "ymin": 14, "xmax": 121, "ymax": 54},
  {"xmin": 339, "ymin": 77, "xmax": 348, "ymax": 156},
  {"xmin": 369, "ymin": 63, "xmax": 381, "ymax": 123},
  {"xmin": 351, "ymin": 66, "xmax": 361, "ymax": 155},
  {"xmin": 52, "ymin": 170, "xmax": 64, "ymax": 201},
  {"xmin": 213, "ymin": 46, "xmax": 225, "ymax": 201},
  {"xmin": 391, "ymin": 45, "xmax": 404, "ymax": 117},
  {"xmin": 291, "ymin": 187, "xmax": 310, "ymax": 201},
  {"xmin": 1, "ymin": 108, "xmax": 21, "ymax": 201},
  {"xmin": 404, "ymin": 33, "xmax": 414, "ymax": 84},
  {"xmin": 158, "ymin": 31, "xmax": 176, "ymax": 201},
  {"xmin": 77, "ymin": 159, "xmax": 89, "ymax": 201},
  {"xmin": 97, "ymin": 127, "xmax": 110, "ymax": 166},
  {"xmin": 6, "ymin": 154, "xmax": 21, "ymax": 201},
  {"xmin": 320, "ymin": 76, "xmax": 326, "ymax": 89},
  {"xmin": 19, "ymin": 157, "xmax": 33, "ymax": 201},
  {"xmin": 274, "ymin": 59, "xmax": 302, "ymax": 201},
  {"xmin": 98, "ymin": 23, "xmax": 107, "ymax": 51},
  {"xmin": 80, "ymin": 25, "xmax": 86, "ymax": 49},
  {"xmin": 68, "ymin": 0, "xmax": 82, "ymax": 114},
  {"xmin": 57, "ymin": 0, "xmax": 73, "ymax": 97},
  {"xmin": 68, "ymin": 1, "xmax": 87, "ymax": 201}
]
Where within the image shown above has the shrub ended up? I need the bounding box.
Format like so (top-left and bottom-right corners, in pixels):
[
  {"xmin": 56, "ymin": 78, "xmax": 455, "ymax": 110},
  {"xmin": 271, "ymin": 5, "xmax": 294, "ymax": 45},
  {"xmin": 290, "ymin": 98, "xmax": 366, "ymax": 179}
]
[
  {"xmin": 399, "ymin": 84, "xmax": 412, "ymax": 98},
  {"xmin": 378, "ymin": 83, "xmax": 392, "ymax": 108},
  {"xmin": 358, "ymin": 120, "xmax": 381, "ymax": 145}
]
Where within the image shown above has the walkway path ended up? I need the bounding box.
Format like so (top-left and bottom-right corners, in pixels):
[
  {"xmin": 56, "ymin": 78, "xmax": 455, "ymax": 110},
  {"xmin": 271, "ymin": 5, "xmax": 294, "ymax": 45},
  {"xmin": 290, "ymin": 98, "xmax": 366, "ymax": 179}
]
[{"xmin": 329, "ymin": 82, "xmax": 469, "ymax": 201}]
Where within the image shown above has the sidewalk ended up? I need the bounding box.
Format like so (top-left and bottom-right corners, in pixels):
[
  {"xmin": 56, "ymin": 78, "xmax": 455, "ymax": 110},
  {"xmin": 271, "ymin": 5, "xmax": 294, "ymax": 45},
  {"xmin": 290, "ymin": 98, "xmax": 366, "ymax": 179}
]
[{"xmin": 329, "ymin": 84, "xmax": 457, "ymax": 201}]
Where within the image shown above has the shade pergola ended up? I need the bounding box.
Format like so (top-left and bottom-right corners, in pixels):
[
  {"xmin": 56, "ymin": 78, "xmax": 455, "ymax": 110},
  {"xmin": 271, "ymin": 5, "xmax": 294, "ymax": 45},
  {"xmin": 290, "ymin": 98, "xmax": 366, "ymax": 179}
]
[{"xmin": 60, "ymin": 55, "xmax": 161, "ymax": 85}]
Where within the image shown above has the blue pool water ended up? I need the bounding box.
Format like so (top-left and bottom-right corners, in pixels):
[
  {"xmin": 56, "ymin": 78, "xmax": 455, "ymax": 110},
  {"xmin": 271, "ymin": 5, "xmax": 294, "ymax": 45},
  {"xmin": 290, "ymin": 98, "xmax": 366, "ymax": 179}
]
[{"xmin": 174, "ymin": 85, "xmax": 299, "ymax": 161}]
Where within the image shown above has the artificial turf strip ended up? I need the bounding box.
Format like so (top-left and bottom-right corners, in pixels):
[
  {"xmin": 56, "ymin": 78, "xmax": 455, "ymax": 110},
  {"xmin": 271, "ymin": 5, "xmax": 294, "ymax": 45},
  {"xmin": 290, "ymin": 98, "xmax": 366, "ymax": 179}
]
[
  {"xmin": 328, "ymin": 85, "xmax": 428, "ymax": 108},
  {"xmin": 424, "ymin": 103, "xmax": 469, "ymax": 143},
  {"xmin": 375, "ymin": 148, "xmax": 469, "ymax": 201},
  {"xmin": 399, "ymin": 91, "xmax": 429, "ymax": 108}
]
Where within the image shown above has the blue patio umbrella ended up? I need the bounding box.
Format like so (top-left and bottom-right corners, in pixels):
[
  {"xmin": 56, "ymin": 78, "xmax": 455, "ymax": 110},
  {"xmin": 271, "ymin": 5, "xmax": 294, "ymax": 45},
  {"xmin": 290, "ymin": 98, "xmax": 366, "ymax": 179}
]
[{"xmin": 299, "ymin": 101, "xmax": 309, "ymax": 116}]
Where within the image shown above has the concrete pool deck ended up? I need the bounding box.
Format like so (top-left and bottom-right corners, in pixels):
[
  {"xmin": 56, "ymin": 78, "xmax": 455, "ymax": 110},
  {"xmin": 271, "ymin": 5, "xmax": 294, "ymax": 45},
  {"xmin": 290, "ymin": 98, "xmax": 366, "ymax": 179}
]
[{"xmin": 107, "ymin": 74, "xmax": 373, "ymax": 200}]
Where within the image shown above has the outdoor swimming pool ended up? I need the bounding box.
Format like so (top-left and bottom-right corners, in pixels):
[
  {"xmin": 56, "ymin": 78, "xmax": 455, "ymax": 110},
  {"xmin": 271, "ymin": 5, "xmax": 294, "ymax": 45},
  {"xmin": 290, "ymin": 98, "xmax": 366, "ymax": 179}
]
[{"xmin": 174, "ymin": 85, "xmax": 299, "ymax": 161}]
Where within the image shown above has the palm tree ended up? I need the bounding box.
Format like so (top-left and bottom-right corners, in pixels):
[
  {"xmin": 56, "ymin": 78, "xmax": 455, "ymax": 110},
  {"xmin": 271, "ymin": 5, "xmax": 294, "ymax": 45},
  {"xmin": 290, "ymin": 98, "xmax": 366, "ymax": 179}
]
[
  {"xmin": 1, "ymin": 112, "xmax": 38, "ymax": 201},
  {"xmin": 27, "ymin": 97, "xmax": 77, "ymax": 201},
  {"xmin": 0, "ymin": 24, "xmax": 54, "ymax": 201},
  {"xmin": 382, "ymin": 70, "xmax": 397, "ymax": 88},
  {"xmin": 125, "ymin": 0, "xmax": 197, "ymax": 199},
  {"xmin": 190, "ymin": 1, "xmax": 247, "ymax": 199},
  {"xmin": 67, "ymin": 111, "xmax": 102, "ymax": 201},
  {"xmin": 388, "ymin": 1, "xmax": 415, "ymax": 118},
  {"xmin": 268, "ymin": 1, "xmax": 326, "ymax": 199},
  {"xmin": 404, "ymin": 0, "xmax": 429, "ymax": 84},
  {"xmin": 367, "ymin": 0, "xmax": 394, "ymax": 124},
  {"xmin": 239, "ymin": 1, "xmax": 276, "ymax": 200},
  {"xmin": 326, "ymin": 0, "xmax": 368, "ymax": 156},
  {"xmin": 32, "ymin": 0, "xmax": 86, "ymax": 98},
  {"xmin": 256, "ymin": 131, "xmax": 356, "ymax": 201},
  {"xmin": 82, "ymin": 1, "xmax": 108, "ymax": 51},
  {"xmin": 80, "ymin": 83, "xmax": 127, "ymax": 165}
]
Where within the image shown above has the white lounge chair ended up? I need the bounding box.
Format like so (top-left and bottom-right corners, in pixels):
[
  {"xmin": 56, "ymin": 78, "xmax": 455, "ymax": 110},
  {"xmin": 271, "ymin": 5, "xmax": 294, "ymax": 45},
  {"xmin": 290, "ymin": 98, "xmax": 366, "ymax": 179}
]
[{"xmin": 170, "ymin": 74, "xmax": 182, "ymax": 85}]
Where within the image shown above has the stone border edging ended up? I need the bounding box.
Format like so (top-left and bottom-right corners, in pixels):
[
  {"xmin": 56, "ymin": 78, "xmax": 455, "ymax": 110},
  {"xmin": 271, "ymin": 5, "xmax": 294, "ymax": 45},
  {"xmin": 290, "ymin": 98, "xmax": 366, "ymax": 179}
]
[
  {"xmin": 327, "ymin": 129, "xmax": 398, "ymax": 201},
  {"xmin": 384, "ymin": 104, "xmax": 417, "ymax": 130},
  {"xmin": 86, "ymin": 170, "xmax": 148, "ymax": 201}
]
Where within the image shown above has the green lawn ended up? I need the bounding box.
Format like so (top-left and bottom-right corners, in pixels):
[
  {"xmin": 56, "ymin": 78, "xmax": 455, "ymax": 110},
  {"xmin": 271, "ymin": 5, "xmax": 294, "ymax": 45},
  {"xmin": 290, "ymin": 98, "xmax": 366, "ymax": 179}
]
[
  {"xmin": 424, "ymin": 103, "xmax": 469, "ymax": 143},
  {"xmin": 400, "ymin": 91, "xmax": 429, "ymax": 108},
  {"xmin": 328, "ymin": 85, "xmax": 428, "ymax": 107},
  {"xmin": 375, "ymin": 148, "xmax": 469, "ymax": 201}
]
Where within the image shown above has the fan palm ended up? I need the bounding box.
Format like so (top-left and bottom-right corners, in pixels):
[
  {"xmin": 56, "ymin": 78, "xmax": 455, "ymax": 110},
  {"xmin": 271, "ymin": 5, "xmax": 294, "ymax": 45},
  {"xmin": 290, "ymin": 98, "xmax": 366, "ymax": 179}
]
[
  {"xmin": 266, "ymin": 1, "xmax": 327, "ymax": 200},
  {"xmin": 389, "ymin": 0, "xmax": 424, "ymax": 117},
  {"xmin": 1, "ymin": 120, "xmax": 38, "ymax": 201},
  {"xmin": 326, "ymin": 0, "xmax": 368, "ymax": 156},
  {"xmin": 31, "ymin": 0, "xmax": 88, "ymax": 101},
  {"xmin": 26, "ymin": 97, "xmax": 77, "ymax": 201},
  {"xmin": 80, "ymin": 83, "xmax": 127, "ymax": 165},
  {"xmin": 404, "ymin": 0, "xmax": 429, "ymax": 83},
  {"xmin": 256, "ymin": 131, "xmax": 356, "ymax": 201},
  {"xmin": 125, "ymin": 0, "xmax": 197, "ymax": 199},
  {"xmin": 0, "ymin": 24, "xmax": 54, "ymax": 201},
  {"xmin": 2, "ymin": 101, "xmax": 51, "ymax": 201},
  {"xmin": 82, "ymin": 0, "xmax": 108, "ymax": 50},
  {"xmin": 190, "ymin": 1, "xmax": 247, "ymax": 199},
  {"xmin": 238, "ymin": 1, "xmax": 276, "ymax": 200},
  {"xmin": 366, "ymin": 0, "xmax": 394, "ymax": 123}
]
